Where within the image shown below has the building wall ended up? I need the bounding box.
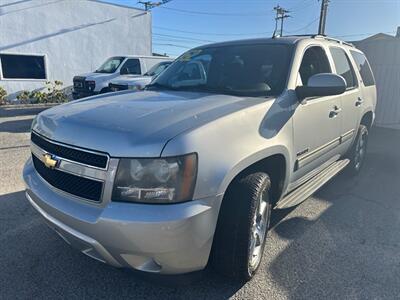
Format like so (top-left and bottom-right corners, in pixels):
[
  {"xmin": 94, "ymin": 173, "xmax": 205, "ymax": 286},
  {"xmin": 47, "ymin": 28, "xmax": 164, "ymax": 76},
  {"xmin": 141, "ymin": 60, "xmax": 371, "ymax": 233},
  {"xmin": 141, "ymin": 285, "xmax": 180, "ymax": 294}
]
[
  {"xmin": 354, "ymin": 37, "xmax": 400, "ymax": 129},
  {"xmin": 0, "ymin": 0, "xmax": 151, "ymax": 97}
]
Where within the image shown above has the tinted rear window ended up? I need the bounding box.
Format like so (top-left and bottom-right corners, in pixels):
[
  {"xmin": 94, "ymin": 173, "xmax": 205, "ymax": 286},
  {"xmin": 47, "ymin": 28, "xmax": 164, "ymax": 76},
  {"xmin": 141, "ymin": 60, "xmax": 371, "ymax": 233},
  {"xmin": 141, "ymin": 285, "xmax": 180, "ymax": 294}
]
[
  {"xmin": 350, "ymin": 51, "xmax": 375, "ymax": 87},
  {"xmin": 330, "ymin": 47, "xmax": 357, "ymax": 89}
]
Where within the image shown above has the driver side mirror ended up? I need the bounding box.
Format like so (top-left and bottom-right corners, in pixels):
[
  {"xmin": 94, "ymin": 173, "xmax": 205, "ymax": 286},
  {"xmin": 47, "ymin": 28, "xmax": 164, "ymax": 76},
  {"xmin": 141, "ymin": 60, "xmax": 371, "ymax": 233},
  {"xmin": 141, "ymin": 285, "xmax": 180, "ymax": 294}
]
[
  {"xmin": 295, "ymin": 73, "xmax": 346, "ymax": 102},
  {"xmin": 120, "ymin": 67, "xmax": 129, "ymax": 75}
]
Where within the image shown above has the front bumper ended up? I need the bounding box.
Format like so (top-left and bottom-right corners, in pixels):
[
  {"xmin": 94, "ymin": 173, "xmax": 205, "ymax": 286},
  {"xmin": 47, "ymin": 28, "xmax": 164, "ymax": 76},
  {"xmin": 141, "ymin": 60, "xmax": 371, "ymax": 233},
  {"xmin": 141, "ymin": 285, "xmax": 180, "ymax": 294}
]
[{"xmin": 23, "ymin": 158, "xmax": 222, "ymax": 274}]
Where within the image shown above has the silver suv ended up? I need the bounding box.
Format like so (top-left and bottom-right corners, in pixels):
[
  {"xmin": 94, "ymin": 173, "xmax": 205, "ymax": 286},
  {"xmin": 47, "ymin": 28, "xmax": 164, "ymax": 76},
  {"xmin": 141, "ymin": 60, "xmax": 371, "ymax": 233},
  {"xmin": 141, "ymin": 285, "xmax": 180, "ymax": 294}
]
[{"xmin": 24, "ymin": 35, "xmax": 376, "ymax": 281}]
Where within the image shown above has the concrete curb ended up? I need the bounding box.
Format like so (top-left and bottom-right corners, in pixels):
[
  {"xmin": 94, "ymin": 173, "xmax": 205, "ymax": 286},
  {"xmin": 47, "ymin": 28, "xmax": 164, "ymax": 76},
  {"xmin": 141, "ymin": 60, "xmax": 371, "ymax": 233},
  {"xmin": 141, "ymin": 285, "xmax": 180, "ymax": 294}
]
[
  {"xmin": 0, "ymin": 103, "xmax": 59, "ymax": 109},
  {"xmin": 1, "ymin": 103, "xmax": 60, "ymax": 118}
]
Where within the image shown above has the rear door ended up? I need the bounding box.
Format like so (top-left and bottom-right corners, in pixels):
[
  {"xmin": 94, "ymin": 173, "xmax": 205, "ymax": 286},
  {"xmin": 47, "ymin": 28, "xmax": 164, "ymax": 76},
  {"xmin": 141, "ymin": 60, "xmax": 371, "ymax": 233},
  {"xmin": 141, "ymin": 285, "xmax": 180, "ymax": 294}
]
[
  {"xmin": 329, "ymin": 47, "xmax": 361, "ymax": 148},
  {"xmin": 292, "ymin": 45, "xmax": 342, "ymax": 181},
  {"xmin": 349, "ymin": 50, "xmax": 377, "ymax": 115}
]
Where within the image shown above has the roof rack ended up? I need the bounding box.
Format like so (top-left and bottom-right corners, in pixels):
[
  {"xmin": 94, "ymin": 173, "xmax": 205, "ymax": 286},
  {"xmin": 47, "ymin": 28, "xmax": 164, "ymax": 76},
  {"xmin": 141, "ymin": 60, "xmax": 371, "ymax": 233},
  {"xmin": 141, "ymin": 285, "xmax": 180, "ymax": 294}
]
[
  {"xmin": 315, "ymin": 36, "xmax": 354, "ymax": 47},
  {"xmin": 283, "ymin": 34, "xmax": 354, "ymax": 47}
]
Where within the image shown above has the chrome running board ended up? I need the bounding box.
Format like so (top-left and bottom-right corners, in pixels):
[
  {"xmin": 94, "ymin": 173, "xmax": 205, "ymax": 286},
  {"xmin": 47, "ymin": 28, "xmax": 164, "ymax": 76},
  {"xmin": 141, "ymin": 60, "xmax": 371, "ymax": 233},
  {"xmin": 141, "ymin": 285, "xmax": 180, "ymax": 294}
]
[{"xmin": 275, "ymin": 159, "xmax": 350, "ymax": 209}]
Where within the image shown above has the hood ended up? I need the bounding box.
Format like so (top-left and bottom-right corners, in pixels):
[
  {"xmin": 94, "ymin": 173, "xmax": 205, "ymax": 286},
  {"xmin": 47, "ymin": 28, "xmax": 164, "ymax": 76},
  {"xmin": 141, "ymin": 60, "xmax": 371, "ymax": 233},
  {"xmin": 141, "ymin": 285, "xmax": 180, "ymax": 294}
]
[
  {"xmin": 111, "ymin": 75, "xmax": 151, "ymax": 86},
  {"xmin": 33, "ymin": 91, "xmax": 267, "ymax": 157},
  {"xmin": 78, "ymin": 72, "xmax": 117, "ymax": 81}
]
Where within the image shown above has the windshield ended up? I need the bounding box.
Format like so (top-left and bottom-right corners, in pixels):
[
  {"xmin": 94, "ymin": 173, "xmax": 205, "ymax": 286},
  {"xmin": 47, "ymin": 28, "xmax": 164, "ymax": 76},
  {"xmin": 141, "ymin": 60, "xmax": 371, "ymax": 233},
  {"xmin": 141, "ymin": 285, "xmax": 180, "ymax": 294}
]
[
  {"xmin": 147, "ymin": 44, "xmax": 293, "ymax": 97},
  {"xmin": 95, "ymin": 56, "xmax": 125, "ymax": 73},
  {"xmin": 144, "ymin": 62, "xmax": 172, "ymax": 77}
]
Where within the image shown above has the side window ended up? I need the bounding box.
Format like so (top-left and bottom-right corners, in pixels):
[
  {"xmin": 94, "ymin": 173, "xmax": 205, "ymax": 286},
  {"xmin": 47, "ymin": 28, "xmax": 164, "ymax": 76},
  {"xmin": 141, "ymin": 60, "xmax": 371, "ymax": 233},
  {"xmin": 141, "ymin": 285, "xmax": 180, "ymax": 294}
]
[
  {"xmin": 120, "ymin": 59, "xmax": 141, "ymax": 75},
  {"xmin": 0, "ymin": 54, "xmax": 46, "ymax": 79},
  {"xmin": 350, "ymin": 51, "xmax": 375, "ymax": 86},
  {"xmin": 299, "ymin": 46, "xmax": 331, "ymax": 85},
  {"xmin": 330, "ymin": 47, "xmax": 357, "ymax": 89},
  {"xmin": 169, "ymin": 61, "xmax": 206, "ymax": 87}
]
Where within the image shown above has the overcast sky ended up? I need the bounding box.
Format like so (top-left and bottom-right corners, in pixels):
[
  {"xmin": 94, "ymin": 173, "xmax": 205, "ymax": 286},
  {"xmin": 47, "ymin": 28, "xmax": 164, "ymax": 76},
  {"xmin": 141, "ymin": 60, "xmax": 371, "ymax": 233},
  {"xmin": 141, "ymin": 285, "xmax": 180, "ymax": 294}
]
[{"xmin": 106, "ymin": 0, "xmax": 400, "ymax": 56}]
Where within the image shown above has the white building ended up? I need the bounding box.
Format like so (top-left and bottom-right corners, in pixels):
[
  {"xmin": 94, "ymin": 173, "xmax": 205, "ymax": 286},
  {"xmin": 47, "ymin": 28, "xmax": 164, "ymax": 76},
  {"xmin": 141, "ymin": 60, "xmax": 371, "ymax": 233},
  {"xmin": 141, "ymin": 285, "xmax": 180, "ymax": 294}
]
[
  {"xmin": 353, "ymin": 28, "xmax": 400, "ymax": 129},
  {"xmin": 0, "ymin": 0, "xmax": 151, "ymax": 97}
]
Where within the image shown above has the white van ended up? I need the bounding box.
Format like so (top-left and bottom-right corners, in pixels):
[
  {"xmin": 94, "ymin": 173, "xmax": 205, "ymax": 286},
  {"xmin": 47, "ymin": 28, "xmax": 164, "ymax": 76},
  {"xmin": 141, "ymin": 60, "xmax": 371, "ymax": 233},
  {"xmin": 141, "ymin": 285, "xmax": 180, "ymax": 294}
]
[{"xmin": 72, "ymin": 55, "xmax": 172, "ymax": 99}]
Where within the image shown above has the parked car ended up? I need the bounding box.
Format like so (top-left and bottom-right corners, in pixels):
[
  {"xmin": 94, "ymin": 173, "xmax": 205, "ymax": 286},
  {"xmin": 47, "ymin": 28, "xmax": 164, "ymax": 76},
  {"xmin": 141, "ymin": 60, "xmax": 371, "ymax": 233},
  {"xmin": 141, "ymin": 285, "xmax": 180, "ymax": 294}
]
[
  {"xmin": 72, "ymin": 55, "xmax": 172, "ymax": 99},
  {"xmin": 24, "ymin": 35, "xmax": 376, "ymax": 281},
  {"xmin": 109, "ymin": 61, "xmax": 172, "ymax": 92}
]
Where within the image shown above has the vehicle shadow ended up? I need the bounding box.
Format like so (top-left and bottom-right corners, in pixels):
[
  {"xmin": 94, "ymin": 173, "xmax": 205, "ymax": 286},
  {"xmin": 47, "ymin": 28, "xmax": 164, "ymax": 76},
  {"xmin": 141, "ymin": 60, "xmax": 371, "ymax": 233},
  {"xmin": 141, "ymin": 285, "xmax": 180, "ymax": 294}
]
[
  {"xmin": 0, "ymin": 105, "xmax": 51, "ymax": 118},
  {"xmin": 266, "ymin": 127, "xmax": 400, "ymax": 298},
  {"xmin": 0, "ymin": 190, "xmax": 245, "ymax": 299}
]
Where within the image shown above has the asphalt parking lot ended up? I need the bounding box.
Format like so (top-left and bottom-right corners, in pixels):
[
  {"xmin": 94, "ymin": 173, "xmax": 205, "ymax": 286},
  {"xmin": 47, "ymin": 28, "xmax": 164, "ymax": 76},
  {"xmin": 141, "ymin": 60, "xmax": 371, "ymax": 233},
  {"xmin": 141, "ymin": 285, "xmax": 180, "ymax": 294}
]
[{"xmin": 1, "ymin": 106, "xmax": 400, "ymax": 299}]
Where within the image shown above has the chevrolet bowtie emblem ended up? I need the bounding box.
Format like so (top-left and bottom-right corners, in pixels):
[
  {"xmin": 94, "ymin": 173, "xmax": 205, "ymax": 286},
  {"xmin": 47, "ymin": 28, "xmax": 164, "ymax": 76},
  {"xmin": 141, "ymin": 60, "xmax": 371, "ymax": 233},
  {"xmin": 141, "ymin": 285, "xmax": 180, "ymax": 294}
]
[{"xmin": 43, "ymin": 154, "xmax": 58, "ymax": 169}]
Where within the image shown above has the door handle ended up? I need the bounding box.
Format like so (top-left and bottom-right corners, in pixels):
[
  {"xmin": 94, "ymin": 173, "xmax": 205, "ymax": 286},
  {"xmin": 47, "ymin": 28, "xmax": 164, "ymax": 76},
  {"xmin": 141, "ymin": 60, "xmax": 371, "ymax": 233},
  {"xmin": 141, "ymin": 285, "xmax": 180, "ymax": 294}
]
[
  {"xmin": 329, "ymin": 106, "xmax": 342, "ymax": 118},
  {"xmin": 355, "ymin": 97, "xmax": 364, "ymax": 107}
]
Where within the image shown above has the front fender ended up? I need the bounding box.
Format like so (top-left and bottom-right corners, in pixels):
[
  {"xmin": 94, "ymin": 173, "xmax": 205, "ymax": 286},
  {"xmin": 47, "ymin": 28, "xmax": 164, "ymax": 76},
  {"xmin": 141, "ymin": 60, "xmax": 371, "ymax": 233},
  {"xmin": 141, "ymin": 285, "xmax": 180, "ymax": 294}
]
[
  {"xmin": 217, "ymin": 145, "xmax": 291, "ymax": 196},
  {"xmin": 161, "ymin": 97, "xmax": 294, "ymax": 200}
]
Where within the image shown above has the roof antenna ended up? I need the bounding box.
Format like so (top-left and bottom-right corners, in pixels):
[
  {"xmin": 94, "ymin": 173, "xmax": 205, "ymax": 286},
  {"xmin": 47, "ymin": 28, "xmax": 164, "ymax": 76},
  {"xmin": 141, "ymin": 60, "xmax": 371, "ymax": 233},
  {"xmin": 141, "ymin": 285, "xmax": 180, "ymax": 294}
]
[{"xmin": 273, "ymin": 5, "xmax": 290, "ymax": 38}]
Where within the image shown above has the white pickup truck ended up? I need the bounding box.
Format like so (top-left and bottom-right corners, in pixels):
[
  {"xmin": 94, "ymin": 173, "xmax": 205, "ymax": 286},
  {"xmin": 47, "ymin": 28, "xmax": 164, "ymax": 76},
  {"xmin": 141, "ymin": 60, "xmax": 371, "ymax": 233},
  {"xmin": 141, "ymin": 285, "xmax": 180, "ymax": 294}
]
[
  {"xmin": 108, "ymin": 61, "xmax": 173, "ymax": 92},
  {"xmin": 72, "ymin": 55, "xmax": 172, "ymax": 99}
]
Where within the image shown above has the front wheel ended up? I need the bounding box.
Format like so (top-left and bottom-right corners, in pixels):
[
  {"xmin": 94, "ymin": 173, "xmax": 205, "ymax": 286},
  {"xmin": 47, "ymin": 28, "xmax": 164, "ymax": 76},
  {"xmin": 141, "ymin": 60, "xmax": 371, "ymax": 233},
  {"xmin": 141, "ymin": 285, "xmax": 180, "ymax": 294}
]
[
  {"xmin": 100, "ymin": 87, "xmax": 110, "ymax": 94},
  {"xmin": 347, "ymin": 125, "xmax": 369, "ymax": 175},
  {"xmin": 211, "ymin": 172, "xmax": 272, "ymax": 281}
]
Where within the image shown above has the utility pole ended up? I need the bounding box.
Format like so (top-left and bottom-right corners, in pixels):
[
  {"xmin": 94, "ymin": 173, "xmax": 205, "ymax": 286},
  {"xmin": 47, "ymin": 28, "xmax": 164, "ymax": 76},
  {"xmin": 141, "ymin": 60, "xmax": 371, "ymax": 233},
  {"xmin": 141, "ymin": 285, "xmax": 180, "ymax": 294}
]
[
  {"xmin": 273, "ymin": 5, "xmax": 290, "ymax": 37},
  {"xmin": 138, "ymin": 0, "xmax": 172, "ymax": 11},
  {"xmin": 318, "ymin": 0, "xmax": 330, "ymax": 35}
]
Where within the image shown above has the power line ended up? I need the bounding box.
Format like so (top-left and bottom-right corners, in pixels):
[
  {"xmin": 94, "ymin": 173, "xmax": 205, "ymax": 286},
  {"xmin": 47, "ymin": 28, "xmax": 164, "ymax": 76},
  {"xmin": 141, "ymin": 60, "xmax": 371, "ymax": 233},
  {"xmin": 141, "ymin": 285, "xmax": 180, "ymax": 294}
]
[
  {"xmin": 153, "ymin": 38, "xmax": 204, "ymax": 47},
  {"xmin": 153, "ymin": 43, "xmax": 192, "ymax": 49},
  {"xmin": 284, "ymin": 17, "xmax": 320, "ymax": 34},
  {"xmin": 158, "ymin": 6, "xmax": 275, "ymax": 16},
  {"xmin": 287, "ymin": 0, "xmax": 316, "ymax": 12},
  {"xmin": 154, "ymin": 0, "xmax": 316, "ymax": 17},
  {"xmin": 154, "ymin": 26, "xmax": 271, "ymax": 36},
  {"xmin": 153, "ymin": 32, "xmax": 216, "ymax": 43}
]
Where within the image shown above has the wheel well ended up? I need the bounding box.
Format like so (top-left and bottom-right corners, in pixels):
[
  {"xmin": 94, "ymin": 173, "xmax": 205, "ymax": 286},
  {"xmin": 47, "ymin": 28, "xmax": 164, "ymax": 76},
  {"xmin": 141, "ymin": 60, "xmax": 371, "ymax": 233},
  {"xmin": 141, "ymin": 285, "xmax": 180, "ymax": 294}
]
[
  {"xmin": 226, "ymin": 154, "xmax": 286, "ymax": 205},
  {"xmin": 361, "ymin": 111, "xmax": 373, "ymax": 130}
]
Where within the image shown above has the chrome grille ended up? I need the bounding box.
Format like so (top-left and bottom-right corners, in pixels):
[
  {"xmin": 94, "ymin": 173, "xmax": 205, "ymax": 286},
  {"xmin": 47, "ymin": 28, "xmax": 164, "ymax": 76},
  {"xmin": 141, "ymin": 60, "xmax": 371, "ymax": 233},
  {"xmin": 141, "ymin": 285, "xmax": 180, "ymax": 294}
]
[
  {"xmin": 31, "ymin": 132, "xmax": 108, "ymax": 169},
  {"xmin": 32, "ymin": 155, "xmax": 103, "ymax": 202}
]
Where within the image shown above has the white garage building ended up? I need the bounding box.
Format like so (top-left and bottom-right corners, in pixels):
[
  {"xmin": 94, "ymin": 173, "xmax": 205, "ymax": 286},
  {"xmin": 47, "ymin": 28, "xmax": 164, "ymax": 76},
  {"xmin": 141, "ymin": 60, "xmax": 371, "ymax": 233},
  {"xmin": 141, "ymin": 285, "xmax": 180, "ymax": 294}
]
[
  {"xmin": 0, "ymin": 0, "xmax": 151, "ymax": 97},
  {"xmin": 353, "ymin": 28, "xmax": 400, "ymax": 129}
]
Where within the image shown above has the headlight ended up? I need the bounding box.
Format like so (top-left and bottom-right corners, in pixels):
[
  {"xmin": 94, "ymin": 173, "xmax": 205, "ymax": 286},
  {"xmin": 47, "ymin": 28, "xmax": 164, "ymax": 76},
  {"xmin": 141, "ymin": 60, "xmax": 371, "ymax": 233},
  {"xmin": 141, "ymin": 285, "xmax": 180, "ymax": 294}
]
[
  {"xmin": 86, "ymin": 80, "xmax": 96, "ymax": 91},
  {"xmin": 112, "ymin": 153, "xmax": 197, "ymax": 204}
]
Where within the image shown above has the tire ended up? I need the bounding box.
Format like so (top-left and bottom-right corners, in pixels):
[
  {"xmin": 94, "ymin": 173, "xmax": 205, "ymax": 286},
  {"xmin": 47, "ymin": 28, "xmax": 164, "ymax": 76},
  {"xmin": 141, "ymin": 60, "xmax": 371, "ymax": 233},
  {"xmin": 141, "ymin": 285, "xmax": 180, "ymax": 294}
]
[
  {"xmin": 346, "ymin": 124, "xmax": 369, "ymax": 175},
  {"xmin": 100, "ymin": 87, "xmax": 110, "ymax": 94},
  {"xmin": 210, "ymin": 172, "xmax": 272, "ymax": 281}
]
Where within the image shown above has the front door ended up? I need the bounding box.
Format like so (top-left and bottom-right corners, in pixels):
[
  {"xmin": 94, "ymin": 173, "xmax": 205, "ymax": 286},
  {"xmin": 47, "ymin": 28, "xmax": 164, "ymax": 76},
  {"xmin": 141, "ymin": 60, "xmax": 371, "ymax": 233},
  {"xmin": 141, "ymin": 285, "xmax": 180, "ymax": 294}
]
[{"xmin": 292, "ymin": 46, "xmax": 342, "ymax": 182}]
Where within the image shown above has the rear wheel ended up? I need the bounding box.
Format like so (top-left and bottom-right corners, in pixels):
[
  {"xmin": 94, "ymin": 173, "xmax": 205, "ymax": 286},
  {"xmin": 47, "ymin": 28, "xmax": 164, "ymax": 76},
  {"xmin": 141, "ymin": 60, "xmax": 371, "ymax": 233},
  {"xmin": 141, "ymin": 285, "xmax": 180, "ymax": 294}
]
[
  {"xmin": 211, "ymin": 172, "xmax": 272, "ymax": 281},
  {"xmin": 347, "ymin": 125, "xmax": 368, "ymax": 175}
]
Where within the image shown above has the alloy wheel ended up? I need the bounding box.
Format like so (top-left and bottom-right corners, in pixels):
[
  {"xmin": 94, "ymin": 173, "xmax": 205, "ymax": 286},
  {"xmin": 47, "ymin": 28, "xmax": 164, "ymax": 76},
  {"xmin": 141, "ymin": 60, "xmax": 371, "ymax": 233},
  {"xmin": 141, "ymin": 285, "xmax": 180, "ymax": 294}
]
[{"xmin": 248, "ymin": 190, "xmax": 269, "ymax": 271}]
